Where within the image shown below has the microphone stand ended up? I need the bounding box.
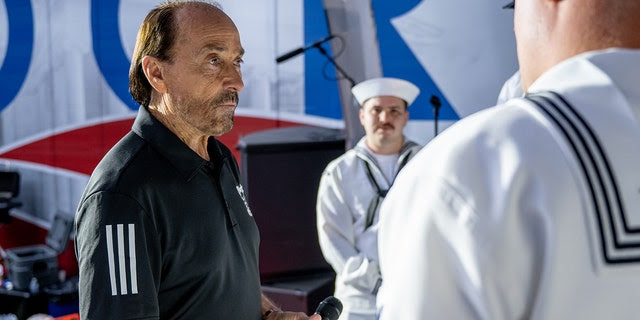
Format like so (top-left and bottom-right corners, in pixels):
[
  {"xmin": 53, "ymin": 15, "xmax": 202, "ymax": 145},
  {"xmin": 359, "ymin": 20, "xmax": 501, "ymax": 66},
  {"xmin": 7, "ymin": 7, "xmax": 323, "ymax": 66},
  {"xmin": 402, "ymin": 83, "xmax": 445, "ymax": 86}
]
[
  {"xmin": 430, "ymin": 95, "xmax": 441, "ymax": 138},
  {"xmin": 314, "ymin": 43, "xmax": 356, "ymax": 88}
]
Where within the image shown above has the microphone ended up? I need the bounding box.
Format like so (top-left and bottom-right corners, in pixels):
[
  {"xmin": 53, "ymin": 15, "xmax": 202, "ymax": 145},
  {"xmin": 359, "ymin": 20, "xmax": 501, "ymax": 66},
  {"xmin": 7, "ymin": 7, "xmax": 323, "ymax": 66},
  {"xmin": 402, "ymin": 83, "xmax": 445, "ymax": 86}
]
[
  {"xmin": 314, "ymin": 296, "xmax": 343, "ymax": 320},
  {"xmin": 276, "ymin": 35, "xmax": 336, "ymax": 63}
]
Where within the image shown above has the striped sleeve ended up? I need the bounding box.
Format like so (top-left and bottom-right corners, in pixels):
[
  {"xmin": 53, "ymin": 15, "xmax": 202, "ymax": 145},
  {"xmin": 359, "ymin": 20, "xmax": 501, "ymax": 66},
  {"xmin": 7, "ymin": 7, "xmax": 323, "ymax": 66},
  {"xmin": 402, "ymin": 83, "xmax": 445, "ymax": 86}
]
[{"xmin": 75, "ymin": 191, "xmax": 160, "ymax": 319}]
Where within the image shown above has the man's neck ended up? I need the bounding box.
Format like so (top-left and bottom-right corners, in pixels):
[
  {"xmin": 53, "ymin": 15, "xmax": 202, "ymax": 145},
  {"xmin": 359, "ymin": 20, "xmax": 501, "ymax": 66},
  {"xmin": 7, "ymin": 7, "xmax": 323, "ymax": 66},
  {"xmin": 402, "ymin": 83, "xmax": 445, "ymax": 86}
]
[
  {"xmin": 148, "ymin": 106, "xmax": 211, "ymax": 161},
  {"xmin": 365, "ymin": 136, "xmax": 404, "ymax": 155}
]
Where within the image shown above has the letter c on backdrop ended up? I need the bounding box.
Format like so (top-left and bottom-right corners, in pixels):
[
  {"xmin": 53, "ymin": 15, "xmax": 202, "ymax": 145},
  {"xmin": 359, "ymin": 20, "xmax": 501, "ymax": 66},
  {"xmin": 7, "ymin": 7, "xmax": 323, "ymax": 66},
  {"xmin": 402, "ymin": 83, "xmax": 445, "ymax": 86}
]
[
  {"xmin": 91, "ymin": 0, "xmax": 139, "ymax": 110},
  {"xmin": 0, "ymin": 1, "xmax": 34, "ymax": 112}
]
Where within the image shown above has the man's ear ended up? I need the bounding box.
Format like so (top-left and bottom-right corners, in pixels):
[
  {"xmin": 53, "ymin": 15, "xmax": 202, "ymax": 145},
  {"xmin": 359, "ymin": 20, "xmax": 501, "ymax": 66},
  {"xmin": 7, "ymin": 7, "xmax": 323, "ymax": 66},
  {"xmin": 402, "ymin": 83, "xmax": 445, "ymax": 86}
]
[
  {"xmin": 359, "ymin": 107, "xmax": 368, "ymax": 127},
  {"xmin": 141, "ymin": 55, "xmax": 167, "ymax": 94}
]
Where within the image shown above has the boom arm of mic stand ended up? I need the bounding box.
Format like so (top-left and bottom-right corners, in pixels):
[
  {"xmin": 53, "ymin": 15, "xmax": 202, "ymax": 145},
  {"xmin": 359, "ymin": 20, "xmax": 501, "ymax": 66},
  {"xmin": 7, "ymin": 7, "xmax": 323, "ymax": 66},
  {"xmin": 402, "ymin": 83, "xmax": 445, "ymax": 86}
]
[{"xmin": 314, "ymin": 44, "xmax": 356, "ymax": 88}]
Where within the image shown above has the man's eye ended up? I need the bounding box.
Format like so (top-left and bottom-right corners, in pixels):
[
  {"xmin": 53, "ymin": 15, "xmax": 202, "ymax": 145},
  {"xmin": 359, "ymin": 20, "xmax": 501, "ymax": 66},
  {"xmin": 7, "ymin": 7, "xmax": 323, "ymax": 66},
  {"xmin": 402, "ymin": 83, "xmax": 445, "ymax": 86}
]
[
  {"xmin": 234, "ymin": 58, "xmax": 244, "ymax": 67},
  {"xmin": 210, "ymin": 58, "xmax": 220, "ymax": 65}
]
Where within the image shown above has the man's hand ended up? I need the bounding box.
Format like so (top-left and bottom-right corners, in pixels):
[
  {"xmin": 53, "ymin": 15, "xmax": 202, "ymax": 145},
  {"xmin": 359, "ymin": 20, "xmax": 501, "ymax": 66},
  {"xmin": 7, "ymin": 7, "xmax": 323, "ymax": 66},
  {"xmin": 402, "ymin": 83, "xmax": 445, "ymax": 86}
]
[
  {"xmin": 265, "ymin": 311, "xmax": 323, "ymax": 320},
  {"xmin": 261, "ymin": 292, "xmax": 323, "ymax": 319}
]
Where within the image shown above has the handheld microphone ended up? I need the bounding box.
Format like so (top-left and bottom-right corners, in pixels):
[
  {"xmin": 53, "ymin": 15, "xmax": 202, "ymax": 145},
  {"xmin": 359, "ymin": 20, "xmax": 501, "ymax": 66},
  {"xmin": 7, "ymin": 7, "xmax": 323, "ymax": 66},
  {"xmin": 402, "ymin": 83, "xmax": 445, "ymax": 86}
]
[
  {"xmin": 276, "ymin": 35, "xmax": 336, "ymax": 63},
  {"xmin": 314, "ymin": 296, "xmax": 343, "ymax": 320}
]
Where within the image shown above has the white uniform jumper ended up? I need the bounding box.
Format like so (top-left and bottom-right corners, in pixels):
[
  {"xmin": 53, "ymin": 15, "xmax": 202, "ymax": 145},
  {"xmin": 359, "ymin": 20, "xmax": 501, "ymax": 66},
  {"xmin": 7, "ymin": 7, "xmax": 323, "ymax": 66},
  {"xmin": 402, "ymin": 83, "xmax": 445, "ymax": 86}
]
[
  {"xmin": 378, "ymin": 48, "xmax": 640, "ymax": 319},
  {"xmin": 317, "ymin": 137, "xmax": 421, "ymax": 319}
]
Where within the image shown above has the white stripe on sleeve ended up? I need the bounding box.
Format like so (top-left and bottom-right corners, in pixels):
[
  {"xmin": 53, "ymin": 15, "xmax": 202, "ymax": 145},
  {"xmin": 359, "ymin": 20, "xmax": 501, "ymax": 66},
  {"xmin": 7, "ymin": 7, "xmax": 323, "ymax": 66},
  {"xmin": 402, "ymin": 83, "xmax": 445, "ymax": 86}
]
[
  {"xmin": 117, "ymin": 224, "xmax": 128, "ymax": 295},
  {"xmin": 105, "ymin": 225, "xmax": 118, "ymax": 296},
  {"xmin": 128, "ymin": 224, "xmax": 138, "ymax": 294}
]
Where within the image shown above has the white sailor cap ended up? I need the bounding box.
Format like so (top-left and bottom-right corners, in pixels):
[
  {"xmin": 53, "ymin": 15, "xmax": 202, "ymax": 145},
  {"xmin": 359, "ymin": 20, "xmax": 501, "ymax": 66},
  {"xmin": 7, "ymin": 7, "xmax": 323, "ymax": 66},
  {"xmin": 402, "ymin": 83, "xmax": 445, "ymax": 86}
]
[{"xmin": 351, "ymin": 77, "xmax": 420, "ymax": 107}]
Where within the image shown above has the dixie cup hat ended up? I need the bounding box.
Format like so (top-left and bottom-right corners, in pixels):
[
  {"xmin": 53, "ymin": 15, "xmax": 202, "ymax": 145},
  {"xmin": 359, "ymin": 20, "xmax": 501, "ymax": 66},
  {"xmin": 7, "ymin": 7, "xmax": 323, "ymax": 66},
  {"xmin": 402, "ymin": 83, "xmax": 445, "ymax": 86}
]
[{"xmin": 351, "ymin": 77, "xmax": 420, "ymax": 107}]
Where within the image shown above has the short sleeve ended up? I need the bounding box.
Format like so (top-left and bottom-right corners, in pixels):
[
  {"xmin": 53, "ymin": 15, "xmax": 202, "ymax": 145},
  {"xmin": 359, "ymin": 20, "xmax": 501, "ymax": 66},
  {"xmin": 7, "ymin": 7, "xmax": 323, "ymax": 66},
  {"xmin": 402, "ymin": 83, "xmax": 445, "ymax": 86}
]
[{"xmin": 75, "ymin": 191, "xmax": 161, "ymax": 320}]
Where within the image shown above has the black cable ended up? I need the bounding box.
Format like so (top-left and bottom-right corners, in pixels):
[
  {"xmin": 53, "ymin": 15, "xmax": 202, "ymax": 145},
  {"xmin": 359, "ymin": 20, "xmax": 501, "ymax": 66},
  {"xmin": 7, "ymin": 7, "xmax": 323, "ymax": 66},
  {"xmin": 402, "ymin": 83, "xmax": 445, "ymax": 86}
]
[{"xmin": 317, "ymin": 35, "xmax": 355, "ymax": 87}]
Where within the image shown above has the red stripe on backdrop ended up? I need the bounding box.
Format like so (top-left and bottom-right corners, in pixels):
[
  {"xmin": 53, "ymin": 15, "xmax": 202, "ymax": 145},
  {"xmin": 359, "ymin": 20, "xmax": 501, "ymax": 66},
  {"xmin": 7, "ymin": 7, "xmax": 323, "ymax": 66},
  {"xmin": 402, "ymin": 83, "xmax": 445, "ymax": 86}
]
[{"xmin": 0, "ymin": 116, "xmax": 302, "ymax": 175}]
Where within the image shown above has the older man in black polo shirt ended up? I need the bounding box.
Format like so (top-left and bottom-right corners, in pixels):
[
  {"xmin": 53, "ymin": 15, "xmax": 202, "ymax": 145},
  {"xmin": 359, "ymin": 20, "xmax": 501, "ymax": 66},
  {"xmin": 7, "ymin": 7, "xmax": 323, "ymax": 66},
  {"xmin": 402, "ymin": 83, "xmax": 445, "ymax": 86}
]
[{"xmin": 75, "ymin": 2, "xmax": 322, "ymax": 319}]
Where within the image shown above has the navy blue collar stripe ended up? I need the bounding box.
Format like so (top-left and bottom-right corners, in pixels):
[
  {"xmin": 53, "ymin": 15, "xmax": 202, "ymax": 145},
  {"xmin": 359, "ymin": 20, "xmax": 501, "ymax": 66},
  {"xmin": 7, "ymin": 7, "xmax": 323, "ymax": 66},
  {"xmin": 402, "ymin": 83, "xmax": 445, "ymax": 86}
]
[{"xmin": 526, "ymin": 91, "xmax": 640, "ymax": 264}]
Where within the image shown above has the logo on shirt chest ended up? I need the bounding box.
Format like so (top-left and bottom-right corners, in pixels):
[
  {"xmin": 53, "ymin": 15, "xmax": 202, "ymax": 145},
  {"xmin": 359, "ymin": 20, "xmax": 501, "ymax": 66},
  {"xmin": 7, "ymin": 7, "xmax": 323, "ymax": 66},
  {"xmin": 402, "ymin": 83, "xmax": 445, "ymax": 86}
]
[{"xmin": 236, "ymin": 184, "xmax": 253, "ymax": 216}]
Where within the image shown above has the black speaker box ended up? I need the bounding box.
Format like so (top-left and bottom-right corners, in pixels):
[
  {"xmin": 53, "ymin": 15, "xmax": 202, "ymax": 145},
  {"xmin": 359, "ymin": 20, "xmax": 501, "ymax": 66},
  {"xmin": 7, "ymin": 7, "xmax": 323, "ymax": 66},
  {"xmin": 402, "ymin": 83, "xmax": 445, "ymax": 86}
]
[
  {"xmin": 261, "ymin": 272, "xmax": 335, "ymax": 314},
  {"xmin": 237, "ymin": 126, "xmax": 345, "ymax": 280}
]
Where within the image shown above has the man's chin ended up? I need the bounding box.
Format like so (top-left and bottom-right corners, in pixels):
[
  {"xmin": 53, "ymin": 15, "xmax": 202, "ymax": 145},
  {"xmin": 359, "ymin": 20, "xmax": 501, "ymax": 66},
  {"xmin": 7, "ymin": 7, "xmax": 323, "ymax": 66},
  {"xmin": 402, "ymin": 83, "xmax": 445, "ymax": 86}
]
[
  {"xmin": 375, "ymin": 128, "xmax": 395, "ymax": 136},
  {"xmin": 207, "ymin": 114, "xmax": 235, "ymax": 136},
  {"xmin": 214, "ymin": 122, "xmax": 234, "ymax": 136},
  {"xmin": 375, "ymin": 130, "xmax": 403, "ymax": 142}
]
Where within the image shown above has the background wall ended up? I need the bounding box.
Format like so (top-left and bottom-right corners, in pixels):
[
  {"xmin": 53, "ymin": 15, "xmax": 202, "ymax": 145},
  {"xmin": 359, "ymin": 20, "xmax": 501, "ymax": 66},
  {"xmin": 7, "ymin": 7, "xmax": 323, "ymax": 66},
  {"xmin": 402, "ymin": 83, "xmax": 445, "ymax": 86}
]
[{"xmin": 0, "ymin": 0, "xmax": 517, "ymax": 275}]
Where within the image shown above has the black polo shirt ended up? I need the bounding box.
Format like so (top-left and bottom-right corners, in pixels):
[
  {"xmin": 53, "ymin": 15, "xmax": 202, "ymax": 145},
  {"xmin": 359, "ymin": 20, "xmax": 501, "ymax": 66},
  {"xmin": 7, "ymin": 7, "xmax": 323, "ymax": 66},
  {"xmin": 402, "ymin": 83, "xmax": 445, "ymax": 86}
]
[{"xmin": 75, "ymin": 106, "xmax": 261, "ymax": 319}]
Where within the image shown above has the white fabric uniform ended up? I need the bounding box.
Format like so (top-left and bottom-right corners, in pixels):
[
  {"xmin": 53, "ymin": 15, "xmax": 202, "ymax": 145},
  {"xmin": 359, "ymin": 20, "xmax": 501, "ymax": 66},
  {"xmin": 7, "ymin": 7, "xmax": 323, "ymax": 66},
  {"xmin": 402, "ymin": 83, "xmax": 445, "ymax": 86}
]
[
  {"xmin": 497, "ymin": 70, "xmax": 523, "ymax": 104},
  {"xmin": 377, "ymin": 48, "xmax": 640, "ymax": 319},
  {"xmin": 317, "ymin": 137, "xmax": 421, "ymax": 320}
]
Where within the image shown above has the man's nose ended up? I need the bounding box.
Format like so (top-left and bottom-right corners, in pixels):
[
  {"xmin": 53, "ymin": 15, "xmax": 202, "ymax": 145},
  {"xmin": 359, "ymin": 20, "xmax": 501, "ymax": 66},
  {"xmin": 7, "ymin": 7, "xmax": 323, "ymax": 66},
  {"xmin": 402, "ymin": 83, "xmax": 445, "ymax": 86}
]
[
  {"xmin": 379, "ymin": 110, "xmax": 390, "ymax": 122},
  {"xmin": 222, "ymin": 65, "xmax": 244, "ymax": 93}
]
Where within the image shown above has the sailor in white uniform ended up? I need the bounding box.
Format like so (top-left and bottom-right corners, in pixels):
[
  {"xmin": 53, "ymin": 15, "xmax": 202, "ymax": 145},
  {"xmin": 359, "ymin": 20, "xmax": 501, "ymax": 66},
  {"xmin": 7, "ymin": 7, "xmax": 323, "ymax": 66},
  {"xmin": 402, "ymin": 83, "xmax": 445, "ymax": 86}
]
[
  {"xmin": 316, "ymin": 78, "xmax": 422, "ymax": 320},
  {"xmin": 377, "ymin": 0, "xmax": 640, "ymax": 319}
]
